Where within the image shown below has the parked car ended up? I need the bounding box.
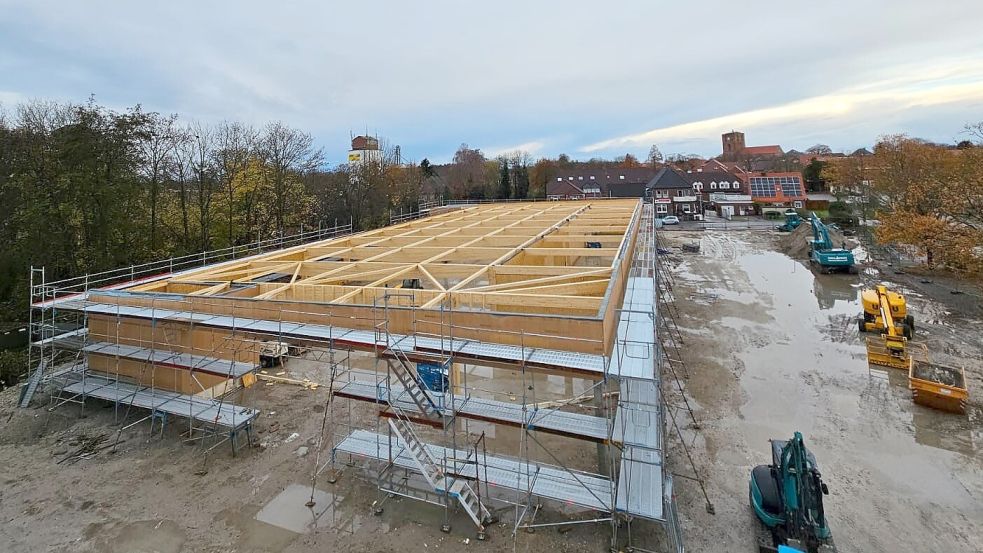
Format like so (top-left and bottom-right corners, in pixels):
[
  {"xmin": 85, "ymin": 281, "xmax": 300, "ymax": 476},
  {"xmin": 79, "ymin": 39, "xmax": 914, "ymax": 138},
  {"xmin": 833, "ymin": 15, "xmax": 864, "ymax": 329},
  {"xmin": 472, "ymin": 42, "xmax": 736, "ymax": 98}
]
[{"xmin": 661, "ymin": 215, "xmax": 680, "ymax": 225}]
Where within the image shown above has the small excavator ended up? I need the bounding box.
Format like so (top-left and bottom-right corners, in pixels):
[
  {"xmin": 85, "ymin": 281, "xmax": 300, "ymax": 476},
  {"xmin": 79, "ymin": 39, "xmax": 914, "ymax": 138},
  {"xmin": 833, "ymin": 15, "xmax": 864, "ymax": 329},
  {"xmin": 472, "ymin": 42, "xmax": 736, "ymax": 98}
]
[
  {"xmin": 858, "ymin": 284, "xmax": 914, "ymax": 339},
  {"xmin": 749, "ymin": 432, "xmax": 835, "ymax": 553},
  {"xmin": 863, "ymin": 284, "xmax": 912, "ymax": 370},
  {"xmin": 775, "ymin": 210, "xmax": 802, "ymax": 232}
]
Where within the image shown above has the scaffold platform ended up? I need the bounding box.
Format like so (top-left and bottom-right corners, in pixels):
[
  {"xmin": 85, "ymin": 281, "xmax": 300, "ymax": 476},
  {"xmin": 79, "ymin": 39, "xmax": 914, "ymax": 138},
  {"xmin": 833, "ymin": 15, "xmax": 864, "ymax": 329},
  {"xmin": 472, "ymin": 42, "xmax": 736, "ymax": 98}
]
[
  {"xmin": 58, "ymin": 371, "xmax": 258, "ymax": 431},
  {"xmin": 334, "ymin": 379, "xmax": 611, "ymax": 442},
  {"xmin": 334, "ymin": 429, "xmax": 613, "ymax": 512},
  {"xmin": 57, "ymin": 298, "xmax": 634, "ymax": 377},
  {"xmin": 82, "ymin": 341, "xmax": 258, "ymax": 378},
  {"xmin": 611, "ymin": 276, "xmax": 665, "ymax": 522}
]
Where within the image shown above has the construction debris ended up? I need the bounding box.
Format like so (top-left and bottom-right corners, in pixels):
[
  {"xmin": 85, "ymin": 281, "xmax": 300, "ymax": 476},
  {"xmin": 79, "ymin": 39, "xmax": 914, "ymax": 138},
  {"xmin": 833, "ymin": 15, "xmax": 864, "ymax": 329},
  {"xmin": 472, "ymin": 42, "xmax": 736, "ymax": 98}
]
[
  {"xmin": 55, "ymin": 433, "xmax": 112, "ymax": 465},
  {"xmin": 256, "ymin": 373, "xmax": 320, "ymax": 389}
]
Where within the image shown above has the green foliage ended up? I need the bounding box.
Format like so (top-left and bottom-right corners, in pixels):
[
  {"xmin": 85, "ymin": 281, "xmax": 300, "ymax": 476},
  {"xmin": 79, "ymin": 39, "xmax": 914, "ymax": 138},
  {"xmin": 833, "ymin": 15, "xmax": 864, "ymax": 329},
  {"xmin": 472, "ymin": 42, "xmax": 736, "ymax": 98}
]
[
  {"xmin": 802, "ymin": 158, "xmax": 827, "ymax": 190},
  {"xmin": 0, "ymin": 98, "xmax": 420, "ymax": 322},
  {"xmin": 0, "ymin": 349, "xmax": 27, "ymax": 388},
  {"xmin": 513, "ymin": 165, "xmax": 529, "ymax": 199},
  {"xmin": 498, "ymin": 159, "xmax": 510, "ymax": 199},
  {"xmin": 827, "ymin": 201, "xmax": 856, "ymax": 226},
  {"xmin": 420, "ymin": 158, "xmax": 436, "ymax": 177}
]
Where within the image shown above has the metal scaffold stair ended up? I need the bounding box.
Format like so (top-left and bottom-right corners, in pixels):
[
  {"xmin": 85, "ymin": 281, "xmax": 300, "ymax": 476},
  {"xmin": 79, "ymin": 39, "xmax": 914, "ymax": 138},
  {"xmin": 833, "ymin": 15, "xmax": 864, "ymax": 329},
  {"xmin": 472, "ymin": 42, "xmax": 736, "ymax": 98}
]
[
  {"xmin": 384, "ymin": 343, "xmax": 443, "ymax": 421},
  {"xmin": 18, "ymin": 358, "xmax": 46, "ymax": 408},
  {"xmin": 386, "ymin": 418, "xmax": 491, "ymax": 529}
]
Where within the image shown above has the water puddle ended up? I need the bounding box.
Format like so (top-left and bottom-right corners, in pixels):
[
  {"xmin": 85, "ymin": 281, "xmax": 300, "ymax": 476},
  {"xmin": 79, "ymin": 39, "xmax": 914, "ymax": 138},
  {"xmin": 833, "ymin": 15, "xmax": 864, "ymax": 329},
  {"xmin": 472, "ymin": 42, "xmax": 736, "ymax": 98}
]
[
  {"xmin": 85, "ymin": 519, "xmax": 186, "ymax": 553},
  {"xmin": 254, "ymin": 483, "xmax": 362, "ymax": 535},
  {"xmin": 696, "ymin": 234, "xmax": 979, "ymax": 455}
]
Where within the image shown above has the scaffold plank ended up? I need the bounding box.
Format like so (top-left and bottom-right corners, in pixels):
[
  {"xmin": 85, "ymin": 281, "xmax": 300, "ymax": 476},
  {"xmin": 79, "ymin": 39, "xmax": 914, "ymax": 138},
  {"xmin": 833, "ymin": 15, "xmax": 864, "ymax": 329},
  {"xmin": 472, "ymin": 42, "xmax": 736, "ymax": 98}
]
[
  {"xmin": 608, "ymin": 277, "xmax": 657, "ymax": 381},
  {"xmin": 616, "ymin": 445, "xmax": 665, "ymax": 521},
  {"xmin": 335, "ymin": 379, "xmax": 610, "ymax": 442},
  {"xmin": 334, "ymin": 429, "xmax": 613, "ymax": 511},
  {"xmin": 83, "ymin": 342, "xmax": 257, "ymax": 378},
  {"xmin": 60, "ymin": 372, "xmax": 258, "ymax": 430}
]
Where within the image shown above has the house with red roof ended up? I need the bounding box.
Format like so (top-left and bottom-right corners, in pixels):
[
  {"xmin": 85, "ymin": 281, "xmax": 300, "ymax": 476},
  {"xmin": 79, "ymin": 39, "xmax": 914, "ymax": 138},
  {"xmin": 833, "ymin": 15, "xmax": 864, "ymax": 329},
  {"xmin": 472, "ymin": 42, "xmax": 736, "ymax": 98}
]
[{"xmin": 747, "ymin": 171, "xmax": 808, "ymax": 214}]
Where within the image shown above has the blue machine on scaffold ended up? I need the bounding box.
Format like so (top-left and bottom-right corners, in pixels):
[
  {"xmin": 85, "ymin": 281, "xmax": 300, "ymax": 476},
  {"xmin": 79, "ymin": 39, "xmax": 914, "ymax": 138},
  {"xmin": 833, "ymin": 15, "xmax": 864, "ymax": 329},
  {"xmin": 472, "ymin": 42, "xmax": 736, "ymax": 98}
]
[{"xmin": 417, "ymin": 361, "xmax": 449, "ymax": 393}]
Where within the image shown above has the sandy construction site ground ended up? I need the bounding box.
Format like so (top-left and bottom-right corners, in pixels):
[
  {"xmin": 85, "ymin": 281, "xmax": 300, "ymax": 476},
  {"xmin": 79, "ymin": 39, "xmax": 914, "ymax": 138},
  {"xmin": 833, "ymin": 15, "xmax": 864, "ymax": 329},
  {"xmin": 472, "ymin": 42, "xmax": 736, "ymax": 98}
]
[{"xmin": 0, "ymin": 229, "xmax": 980, "ymax": 553}]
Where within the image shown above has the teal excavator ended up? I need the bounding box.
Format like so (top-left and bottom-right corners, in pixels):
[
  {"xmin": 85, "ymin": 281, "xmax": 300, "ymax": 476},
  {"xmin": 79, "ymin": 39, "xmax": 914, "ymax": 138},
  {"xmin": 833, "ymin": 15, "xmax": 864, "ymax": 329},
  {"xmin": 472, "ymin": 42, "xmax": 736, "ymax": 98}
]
[
  {"xmin": 775, "ymin": 210, "xmax": 802, "ymax": 232},
  {"xmin": 808, "ymin": 213, "xmax": 857, "ymax": 274},
  {"xmin": 749, "ymin": 432, "xmax": 836, "ymax": 553}
]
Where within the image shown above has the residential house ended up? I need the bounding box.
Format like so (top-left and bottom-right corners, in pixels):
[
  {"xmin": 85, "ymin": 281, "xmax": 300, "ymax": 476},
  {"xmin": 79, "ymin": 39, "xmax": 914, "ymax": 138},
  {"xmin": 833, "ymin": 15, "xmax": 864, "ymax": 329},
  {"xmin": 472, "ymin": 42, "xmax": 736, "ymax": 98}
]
[
  {"xmin": 647, "ymin": 167, "xmax": 701, "ymax": 219},
  {"xmin": 546, "ymin": 167, "xmax": 656, "ymax": 199},
  {"xmin": 685, "ymin": 169, "xmax": 744, "ymax": 198},
  {"xmin": 747, "ymin": 171, "xmax": 808, "ymax": 214},
  {"xmin": 684, "ymin": 169, "xmax": 754, "ymax": 216}
]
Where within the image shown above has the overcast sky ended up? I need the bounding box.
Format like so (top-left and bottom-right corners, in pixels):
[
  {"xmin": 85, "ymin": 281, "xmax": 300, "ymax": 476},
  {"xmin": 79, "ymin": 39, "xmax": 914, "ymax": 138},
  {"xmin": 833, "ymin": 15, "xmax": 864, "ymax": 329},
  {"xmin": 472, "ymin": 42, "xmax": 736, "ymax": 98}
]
[{"xmin": 2, "ymin": 0, "xmax": 982, "ymax": 165}]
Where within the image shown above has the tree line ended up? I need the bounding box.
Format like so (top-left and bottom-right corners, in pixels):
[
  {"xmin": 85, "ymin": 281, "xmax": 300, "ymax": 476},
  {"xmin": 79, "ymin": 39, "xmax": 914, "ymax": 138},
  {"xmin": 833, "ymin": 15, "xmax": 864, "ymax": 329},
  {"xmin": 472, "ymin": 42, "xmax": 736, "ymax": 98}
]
[
  {"xmin": 0, "ymin": 98, "xmax": 423, "ymax": 320},
  {"xmin": 0, "ymin": 98, "xmax": 659, "ymax": 321}
]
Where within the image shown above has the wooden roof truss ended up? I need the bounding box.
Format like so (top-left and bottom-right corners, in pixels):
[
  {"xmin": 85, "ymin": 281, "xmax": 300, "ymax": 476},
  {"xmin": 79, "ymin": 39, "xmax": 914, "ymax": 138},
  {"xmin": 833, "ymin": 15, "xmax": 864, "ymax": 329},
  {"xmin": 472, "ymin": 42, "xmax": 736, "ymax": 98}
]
[{"xmin": 128, "ymin": 200, "xmax": 640, "ymax": 319}]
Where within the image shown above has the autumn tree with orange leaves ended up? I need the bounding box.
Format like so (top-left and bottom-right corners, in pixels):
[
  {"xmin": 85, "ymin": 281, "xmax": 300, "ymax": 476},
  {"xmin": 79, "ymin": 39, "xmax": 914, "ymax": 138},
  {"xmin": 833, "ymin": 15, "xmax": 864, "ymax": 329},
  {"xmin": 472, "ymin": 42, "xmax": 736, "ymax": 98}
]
[{"xmin": 824, "ymin": 132, "xmax": 983, "ymax": 276}]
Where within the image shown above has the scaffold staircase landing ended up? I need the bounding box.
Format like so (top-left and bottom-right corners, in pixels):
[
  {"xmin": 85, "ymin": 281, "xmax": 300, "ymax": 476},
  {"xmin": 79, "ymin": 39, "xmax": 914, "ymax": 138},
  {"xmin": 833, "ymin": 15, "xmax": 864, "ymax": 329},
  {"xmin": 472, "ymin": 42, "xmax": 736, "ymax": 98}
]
[{"xmin": 386, "ymin": 418, "xmax": 492, "ymax": 529}]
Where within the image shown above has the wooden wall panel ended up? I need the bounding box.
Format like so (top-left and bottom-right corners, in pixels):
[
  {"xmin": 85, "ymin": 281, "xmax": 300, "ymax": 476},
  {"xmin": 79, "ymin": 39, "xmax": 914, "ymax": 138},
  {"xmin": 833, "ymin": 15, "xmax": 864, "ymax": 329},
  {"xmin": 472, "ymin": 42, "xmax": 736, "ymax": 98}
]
[{"xmin": 86, "ymin": 354, "xmax": 228, "ymax": 395}]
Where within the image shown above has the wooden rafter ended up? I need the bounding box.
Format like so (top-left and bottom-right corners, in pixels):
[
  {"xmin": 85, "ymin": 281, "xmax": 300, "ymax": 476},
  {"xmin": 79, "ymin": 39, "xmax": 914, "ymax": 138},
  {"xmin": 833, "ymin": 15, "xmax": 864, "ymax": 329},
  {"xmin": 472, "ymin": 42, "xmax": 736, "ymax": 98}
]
[{"xmin": 126, "ymin": 200, "xmax": 640, "ymax": 320}]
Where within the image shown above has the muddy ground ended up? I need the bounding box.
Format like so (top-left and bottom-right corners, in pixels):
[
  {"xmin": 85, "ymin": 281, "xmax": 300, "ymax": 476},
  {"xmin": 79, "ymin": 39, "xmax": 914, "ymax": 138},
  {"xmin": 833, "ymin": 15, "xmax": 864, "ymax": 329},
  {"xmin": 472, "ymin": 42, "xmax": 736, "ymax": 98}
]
[
  {"xmin": 663, "ymin": 230, "xmax": 983, "ymax": 552},
  {"xmin": 0, "ymin": 229, "xmax": 980, "ymax": 553}
]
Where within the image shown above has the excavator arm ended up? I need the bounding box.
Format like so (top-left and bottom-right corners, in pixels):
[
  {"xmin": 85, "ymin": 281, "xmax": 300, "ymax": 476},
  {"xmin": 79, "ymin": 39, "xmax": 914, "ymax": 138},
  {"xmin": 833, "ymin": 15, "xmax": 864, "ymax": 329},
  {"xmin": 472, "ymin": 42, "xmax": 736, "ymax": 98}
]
[
  {"xmin": 810, "ymin": 212, "xmax": 832, "ymax": 250},
  {"xmin": 750, "ymin": 432, "xmax": 835, "ymax": 552}
]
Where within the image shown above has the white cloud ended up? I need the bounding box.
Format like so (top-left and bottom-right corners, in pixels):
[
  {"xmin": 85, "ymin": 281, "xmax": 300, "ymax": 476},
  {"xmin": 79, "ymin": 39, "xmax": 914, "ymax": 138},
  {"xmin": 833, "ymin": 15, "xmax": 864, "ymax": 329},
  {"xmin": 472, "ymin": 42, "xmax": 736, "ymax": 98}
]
[
  {"xmin": 484, "ymin": 141, "xmax": 545, "ymax": 158},
  {"xmin": 3, "ymin": 1, "xmax": 983, "ymax": 160},
  {"xmin": 581, "ymin": 59, "xmax": 983, "ymax": 153}
]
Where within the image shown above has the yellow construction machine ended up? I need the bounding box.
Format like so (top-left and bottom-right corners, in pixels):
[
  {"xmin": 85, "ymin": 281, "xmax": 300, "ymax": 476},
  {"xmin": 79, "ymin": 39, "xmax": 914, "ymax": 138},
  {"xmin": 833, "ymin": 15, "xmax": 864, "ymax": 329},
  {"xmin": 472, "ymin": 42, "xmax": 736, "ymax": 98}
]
[
  {"xmin": 859, "ymin": 285, "xmax": 913, "ymax": 339},
  {"xmin": 862, "ymin": 285, "xmax": 970, "ymax": 413},
  {"xmin": 864, "ymin": 285, "xmax": 912, "ymax": 370}
]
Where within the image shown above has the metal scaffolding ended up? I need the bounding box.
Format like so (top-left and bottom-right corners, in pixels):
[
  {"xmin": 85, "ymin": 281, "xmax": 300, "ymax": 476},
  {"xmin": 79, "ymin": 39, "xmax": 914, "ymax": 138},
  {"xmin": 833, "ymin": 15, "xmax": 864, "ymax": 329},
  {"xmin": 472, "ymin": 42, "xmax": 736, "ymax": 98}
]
[
  {"xmin": 24, "ymin": 221, "xmax": 353, "ymax": 455},
  {"xmin": 23, "ymin": 203, "xmax": 686, "ymax": 551},
  {"xmin": 314, "ymin": 201, "xmax": 684, "ymax": 551}
]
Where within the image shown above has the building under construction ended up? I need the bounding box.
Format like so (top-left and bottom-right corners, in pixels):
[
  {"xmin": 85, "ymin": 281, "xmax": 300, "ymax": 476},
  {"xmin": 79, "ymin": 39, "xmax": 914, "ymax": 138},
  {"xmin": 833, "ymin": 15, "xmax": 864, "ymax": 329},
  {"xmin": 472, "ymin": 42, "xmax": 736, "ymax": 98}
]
[{"xmin": 25, "ymin": 199, "xmax": 686, "ymax": 552}]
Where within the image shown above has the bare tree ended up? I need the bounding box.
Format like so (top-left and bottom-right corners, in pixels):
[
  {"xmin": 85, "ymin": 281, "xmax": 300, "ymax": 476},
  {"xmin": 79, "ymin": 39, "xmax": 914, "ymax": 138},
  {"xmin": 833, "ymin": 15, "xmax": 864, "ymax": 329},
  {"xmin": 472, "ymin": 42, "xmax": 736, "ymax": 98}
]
[
  {"xmin": 188, "ymin": 122, "xmax": 217, "ymax": 250},
  {"xmin": 964, "ymin": 121, "xmax": 983, "ymax": 144},
  {"xmin": 646, "ymin": 144, "xmax": 664, "ymax": 168},
  {"xmin": 170, "ymin": 127, "xmax": 196, "ymax": 247},
  {"xmin": 448, "ymin": 144, "xmax": 488, "ymax": 199},
  {"xmin": 214, "ymin": 121, "xmax": 257, "ymax": 245},
  {"xmin": 137, "ymin": 112, "xmax": 179, "ymax": 252},
  {"xmin": 260, "ymin": 122, "xmax": 323, "ymax": 235}
]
